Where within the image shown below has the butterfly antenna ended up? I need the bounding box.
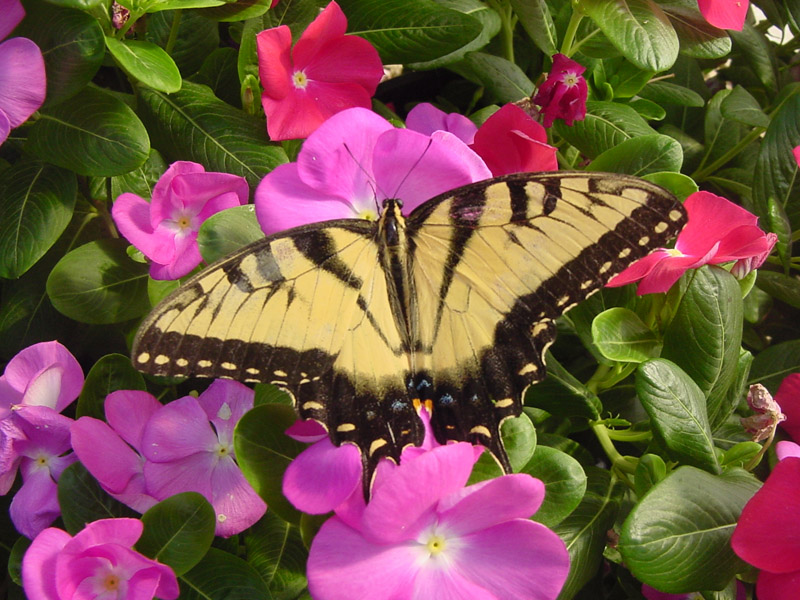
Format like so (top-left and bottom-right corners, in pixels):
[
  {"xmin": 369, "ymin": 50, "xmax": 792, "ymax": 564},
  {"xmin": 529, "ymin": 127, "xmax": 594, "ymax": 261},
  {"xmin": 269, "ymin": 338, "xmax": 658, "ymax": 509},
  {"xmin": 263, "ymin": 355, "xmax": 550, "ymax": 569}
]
[
  {"xmin": 390, "ymin": 138, "xmax": 433, "ymax": 200},
  {"xmin": 341, "ymin": 143, "xmax": 383, "ymax": 211}
]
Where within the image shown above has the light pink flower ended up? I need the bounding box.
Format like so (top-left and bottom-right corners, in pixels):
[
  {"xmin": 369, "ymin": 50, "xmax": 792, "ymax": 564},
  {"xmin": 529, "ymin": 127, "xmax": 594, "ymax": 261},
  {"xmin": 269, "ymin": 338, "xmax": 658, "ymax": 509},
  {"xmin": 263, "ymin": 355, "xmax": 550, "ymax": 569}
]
[
  {"xmin": 255, "ymin": 107, "xmax": 491, "ymax": 234},
  {"xmin": 697, "ymin": 0, "xmax": 748, "ymax": 31},
  {"xmin": 0, "ymin": 0, "xmax": 46, "ymax": 146},
  {"xmin": 22, "ymin": 518, "xmax": 179, "ymax": 600},
  {"xmin": 533, "ymin": 54, "xmax": 587, "ymax": 128},
  {"xmin": 777, "ymin": 441, "xmax": 800, "ymax": 461},
  {"xmin": 607, "ymin": 191, "xmax": 777, "ymax": 295},
  {"xmin": 112, "ymin": 161, "xmax": 249, "ymax": 280},
  {"xmin": 405, "ymin": 103, "xmax": 478, "ymax": 144},
  {"xmin": 470, "ymin": 104, "xmax": 558, "ymax": 176},
  {"xmin": 731, "ymin": 457, "xmax": 800, "ymax": 600},
  {"xmin": 257, "ymin": 1, "xmax": 383, "ymax": 140},
  {"xmin": 307, "ymin": 443, "xmax": 570, "ymax": 600}
]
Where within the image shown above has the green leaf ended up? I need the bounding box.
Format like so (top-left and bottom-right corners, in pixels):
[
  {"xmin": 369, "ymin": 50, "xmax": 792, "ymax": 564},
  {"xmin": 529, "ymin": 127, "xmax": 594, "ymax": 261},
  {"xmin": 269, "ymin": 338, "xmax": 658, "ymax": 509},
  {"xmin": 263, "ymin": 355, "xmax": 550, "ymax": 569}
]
[
  {"xmin": 8, "ymin": 536, "xmax": 30, "ymax": 587},
  {"xmin": 109, "ymin": 148, "xmax": 169, "ymax": 200},
  {"xmin": 592, "ymin": 307, "xmax": 662, "ymax": 363},
  {"xmin": 178, "ymin": 548, "xmax": 270, "ymax": 599},
  {"xmin": 145, "ymin": 10, "xmax": 220, "ymax": 75},
  {"xmin": 16, "ymin": 2, "xmax": 105, "ymax": 106},
  {"xmin": 638, "ymin": 81, "xmax": 705, "ymax": 107},
  {"xmin": 525, "ymin": 352, "xmax": 602, "ymax": 420},
  {"xmin": 619, "ymin": 467, "xmax": 760, "ymax": 593},
  {"xmin": 0, "ymin": 162, "xmax": 76, "ymax": 279},
  {"xmin": 720, "ymin": 85, "xmax": 769, "ymax": 128},
  {"xmin": 28, "ymin": 87, "xmax": 150, "ymax": 177},
  {"xmin": 749, "ymin": 339, "xmax": 800, "ymax": 392},
  {"xmin": 137, "ymin": 81, "xmax": 288, "ymax": 190},
  {"xmin": 553, "ymin": 468, "xmax": 624, "ymax": 599},
  {"xmin": 642, "ymin": 171, "xmax": 699, "ymax": 200},
  {"xmin": 339, "ymin": 0, "xmax": 483, "ymax": 65},
  {"xmin": 660, "ymin": 0, "xmax": 732, "ymax": 59},
  {"xmin": 234, "ymin": 403, "xmax": 306, "ymax": 524},
  {"xmin": 450, "ymin": 51, "xmax": 535, "ymax": 103},
  {"xmin": 58, "ymin": 463, "xmax": 138, "ymax": 535},
  {"xmin": 470, "ymin": 412, "xmax": 536, "ymax": 482},
  {"xmin": 636, "ymin": 358, "xmax": 720, "ymax": 473},
  {"xmin": 581, "ymin": 0, "xmax": 679, "ymax": 72},
  {"xmin": 700, "ymin": 88, "xmax": 744, "ymax": 171},
  {"xmin": 602, "ymin": 57, "xmax": 655, "ymax": 98},
  {"xmin": 137, "ymin": 492, "xmax": 216, "ymax": 576},
  {"xmin": 628, "ymin": 98, "xmax": 666, "ymax": 120},
  {"xmin": 77, "ymin": 354, "xmax": 147, "ymax": 420},
  {"xmin": 105, "ymin": 38, "xmax": 182, "ymax": 94},
  {"xmin": 201, "ymin": 0, "xmax": 274, "ymax": 22},
  {"xmin": 587, "ymin": 133, "xmax": 683, "ymax": 175},
  {"xmin": 729, "ymin": 24, "xmax": 778, "ymax": 93},
  {"xmin": 46, "ymin": 239, "xmax": 151, "ymax": 324},
  {"xmin": 198, "ymin": 205, "xmax": 264, "ymax": 264},
  {"xmin": 191, "ymin": 47, "xmax": 242, "ymax": 108},
  {"xmin": 523, "ymin": 446, "xmax": 586, "ymax": 528},
  {"xmin": 510, "ymin": 0, "xmax": 557, "ymax": 55},
  {"xmin": 555, "ymin": 101, "xmax": 657, "ymax": 159},
  {"xmin": 662, "ymin": 267, "xmax": 743, "ymax": 430},
  {"xmin": 755, "ymin": 271, "xmax": 800, "ymax": 309},
  {"xmin": 720, "ymin": 441, "xmax": 762, "ymax": 469},
  {"xmin": 244, "ymin": 510, "xmax": 308, "ymax": 597},
  {"xmin": 633, "ymin": 453, "xmax": 667, "ymax": 497}
]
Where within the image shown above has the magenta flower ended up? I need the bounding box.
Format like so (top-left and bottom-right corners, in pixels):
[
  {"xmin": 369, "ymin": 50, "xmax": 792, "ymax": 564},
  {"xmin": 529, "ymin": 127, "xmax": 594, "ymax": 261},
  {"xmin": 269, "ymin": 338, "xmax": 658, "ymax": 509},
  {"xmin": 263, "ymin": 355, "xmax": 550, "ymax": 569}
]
[
  {"xmin": 22, "ymin": 518, "xmax": 179, "ymax": 600},
  {"xmin": 307, "ymin": 443, "xmax": 569, "ymax": 600},
  {"xmin": 0, "ymin": 0, "xmax": 46, "ymax": 146},
  {"xmin": 607, "ymin": 191, "xmax": 777, "ymax": 295},
  {"xmin": 642, "ymin": 582, "xmax": 744, "ymax": 599},
  {"xmin": 470, "ymin": 103, "xmax": 559, "ymax": 176},
  {"xmin": 111, "ymin": 161, "xmax": 249, "ymax": 280},
  {"xmin": 731, "ymin": 456, "xmax": 800, "ymax": 600},
  {"xmin": 698, "ymin": 0, "xmax": 748, "ymax": 30},
  {"xmin": 256, "ymin": 1, "xmax": 384, "ymax": 141},
  {"xmin": 405, "ymin": 103, "xmax": 478, "ymax": 144},
  {"xmin": 776, "ymin": 373, "xmax": 800, "ymax": 443},
  {"xmin": 533, "ymin": 53, "xmax": 587, "ymax": 128},
  {"xmin": 255, "ymin": 107, "xmax": 491, "ymax": 234}
]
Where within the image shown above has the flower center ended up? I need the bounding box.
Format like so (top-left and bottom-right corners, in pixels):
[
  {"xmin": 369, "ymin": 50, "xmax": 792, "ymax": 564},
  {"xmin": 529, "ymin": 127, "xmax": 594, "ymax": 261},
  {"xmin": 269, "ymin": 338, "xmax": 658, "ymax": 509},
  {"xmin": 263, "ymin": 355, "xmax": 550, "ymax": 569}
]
[
  {"xmin": 562, "ymin": 72, "xmax": 579, "ymax": 87},
  {"xmin": 215, "ymin": 442, "xmax": 233, "ymax": 458},
  {"xmin": 176, "ymin": 215, "xmax": 192, "ymax": 230},
  {"xmin": 666, "ymin": 248, "xmax": 684, "ymax": 257},
  {"xmin": 357, "ymin": 208, "xmax": 379, "ymax": 221},
  {"xmin": 35, "ymin": 455, "xmax": 49, "ymax": 468},
  {"xmin": 425, "ymin": 534, "xmax": 447, "ymax": 556},
  {"xmin": 103, "ymin": 574, "xmax": 121, "ymax": 592},
  {"xmin": 293, "ymin": 70, "xmax": 309, "ymax": 89}
]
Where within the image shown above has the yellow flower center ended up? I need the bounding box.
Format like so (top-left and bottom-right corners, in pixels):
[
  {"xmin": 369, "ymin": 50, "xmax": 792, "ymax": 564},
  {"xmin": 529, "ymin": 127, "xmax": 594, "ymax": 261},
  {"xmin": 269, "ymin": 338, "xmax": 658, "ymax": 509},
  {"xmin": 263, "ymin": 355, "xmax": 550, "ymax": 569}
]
[
  {"xmin": 293, "ymin": 70, "xmax": 309, "ymax": 89},
  {"xmin": 357, "ymin": 208, "xmax": 379, "ymax": 221},
  {"xmin": 562, "ymin": 73, "xmax": 579, "ymax": 87},
  {"xmin": 176, "ymin": 215, "xmax": 192, "ymax": 230},
  {"xmin": 103, "ymin": 574, "xmax": 120, "ymax": 592},
  {"xmin": 425, "ymin": 534, "xmax": 446, "ymax": 556}
]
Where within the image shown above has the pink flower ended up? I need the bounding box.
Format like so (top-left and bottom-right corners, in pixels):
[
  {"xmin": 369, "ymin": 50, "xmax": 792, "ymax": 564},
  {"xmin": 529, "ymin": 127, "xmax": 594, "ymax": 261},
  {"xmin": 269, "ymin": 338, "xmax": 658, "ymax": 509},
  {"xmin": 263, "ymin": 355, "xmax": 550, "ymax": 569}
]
[
  {"xmin": 777, "ymin": 441, "xmax": 800, "ymax": 461},
  {"xmin": 642, "ymin": 582, "xmax": 745, "ymax": 599},
  {"xmin": 731, "ymin": 456, "xmax": 800, "ymax": 600},
  {"xmin": 776, "ymin": 373, "xmax": 800, "ymax": 443},
  {"xmin": 22, "ymin": 518, "xmax": 179, "ymax": 600},
  {"xmin": 307, "ymin": 443, "xmax": 569, "ymax": 600},
  {"xmin": 607, "ymin": 191, "xmax": 777, "ymax": 295},
  {"xmin": 0, "ymin": 0, "xmax": 46, "ymax": 146},
  {"xmin": 71, "ymin": 381, "xmax": 266, "ymax": 537},
  {"xmin": 111, "ymin": 161, "xmax": 248, "ymax": 280},
  {"xmin": 255, "ymin": 106, "xmax": 491, "ymax": 234},
  {"xmin": 697, "ymin": 0, "xmax": 748, "ymax": 31},
  {"xmin": 405, "ymin": 103, "xmax": 478, "ymax": 144},
  {"xmin": 256, "ymin": 1, "xmax": 383, "ymax": 141},
  {"xmin": 533, "ymin": 54, "xmax": 587, "ymax": 128},
  {"xmin": 469, "ymin": 104, "xmax": 558, "ymax": 176},
  {"xmin": 793, "ymin": 146, "xmax": 800, "ymax": 168}
]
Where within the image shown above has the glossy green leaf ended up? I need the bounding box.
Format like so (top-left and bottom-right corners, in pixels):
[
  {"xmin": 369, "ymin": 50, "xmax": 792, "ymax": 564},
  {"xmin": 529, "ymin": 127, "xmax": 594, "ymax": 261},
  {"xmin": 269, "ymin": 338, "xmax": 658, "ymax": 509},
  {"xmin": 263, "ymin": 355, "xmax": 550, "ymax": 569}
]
[
  {"xmin": 619, "ymin": 467, "xmax": 760, "ymax": 592},
  {"xmin": 729, "ymin": 24, "xmax": 778, "ymax": 93},
  {"xmin": 720, "ymin": 441, "xmax": 761, "ymax": 469},
  {"xmin": 525, "ymin": 353, "xmax": 602, "ymax": 420},
  {"xmin": 145, "ymin": 10, "xmax": 220, "ymax": 75},
  {"xmin": 57, "ymin": 463, "xmax": 138, "ymax": 535},
  {"xmin": 198, "ymin": 204, "xmax": 264, "ymax": 264},
  {"xmin": 700, "ymin": 88, "xmax": 744, "ymax": 170},
  {"xmin": 109, "ymin": 149, "xmax": 169, "ymax": 200},
  {"xmin": 593, "ymin": 307, "xmax": 662, "ymax": 363},
  {"xmin": 244, "ymin": 511, "xmax": 308, "ymax": 598},
  {"xmin": 469, "ymin": 412, "xmax": 536, "ymax": 482},
  {"xmin": 602, "ymin": 57, "xmax": 655, "ymax": 98},
  {"xmin": 76, "ymin": 354, "xmax": 147, "ymax": 420},
  {"xmin": 137, "ymin": 81, "xmax": 288, "ymax": 189},
  {"xmin": 642, "ymin": 171, "xmax": 699, "ymax": 200},
  {"xmin": 46, "ymin": 239, "xmax": 151, "ymax": 324},
  {"xmin": 661, "ymin": 0, "xmax": 732, "ymax": 59},
  {"xmin": 137, "ymin": 493, "xmax": 216, "ymax": 575},
  {"xmin": 755, "ymin": 271, "xmax": 800, "ymax": 309},
  {"xmin": 28, "ymin": 87, "xmax": 150, "ymax": 176},
  {"xmin": 553, "ymin": 468, "xmax": 624, "ymax": 599},
  {"xmin": 105, "ymin": 38, "xmax": 182, "ymax": 93},
  {"xmin": 638, "ymin": 81, "xmax": 705, "ymax": 107},
  {"xmin": 555, "ymin": 101, "xmax": 657, "ymax": 159},
  {"xmin": 191, "ymin": 47, "xmax": 242, "ymax": 108},
  {"xmin": 0, "ymin": 162, "xmax": 76, "ymax": 279},
  {"xmin": 510, "ymin": 0, "xmax": 557, "ymax": 55},
  {"xmin": 749, "ymin": 339, "xmax": 800, "ymax": 392},
  {"xmin": 633, "ymin": 453, "xmax": 667, "ymax": 497},
  {"xmin": 523, "ymin": 446, "xmax": 586, "ymax": 528},
  {"xmin": 636, "ymin": 358, "xmax": 720, "ymax": 473},
  {"xmin": 178, "ymin": 548, "xmax": 270, "ymax": 599},
  {"xmin": 720, "ymin": 85, "xmax": 769, "ymax": 128},
  {"xmin": 450, "ymin": 51, "xmax": 535, "ymax": 103},
  {"xmin": 201, "ymin": 0, "xmax": 273, "ymax": 21},
  {"xmin": 587, "ymin": 133, "xmax": 683, "ymax": 175},
  {"xmin": 662, "ymin": 267, "xmax": 743, "ymax": 430},
  {"xmin": 234, "ymin": 403, "xmax": 306, "ymax": 524},
  {"xmin": 581, "ymin": 0, "xmax": 679, "ymax": 72},
  {"xmin": 628, "ymin": 98, "xmax": 666, "ymax": 120}
]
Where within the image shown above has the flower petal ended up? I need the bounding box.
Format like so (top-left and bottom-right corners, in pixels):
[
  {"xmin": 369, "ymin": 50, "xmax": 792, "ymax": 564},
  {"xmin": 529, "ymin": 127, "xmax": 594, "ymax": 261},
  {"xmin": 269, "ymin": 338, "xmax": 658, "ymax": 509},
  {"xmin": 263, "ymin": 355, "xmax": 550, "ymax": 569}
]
[
  {"xmin": 208, "ymin": 456, "xmax": 267, "ymax": 537},
  {"xmin": 285, "ymin": 418, "xmax": 327, "ymax": 442},
  {"xmin": 196, "ymin": 379, "xmax": 254, "ymax": 445},
  {"xmin": 406, "ymin": 103, "xmax": 477, "ymax": 144},
  {"xmin": 0, "ymin": 0, "xmax": 25, "ymax": 40},
  {"xmin": 112, "ymin": 192, "xmax": 161, "ymax": 258},
  {"xmin": 777, "ymin": 373, "xmax": 800, "ymax": 443},
  {"xmin": 10, "ymin": 466, "xmax": 61, "ymax": 538},
  {"xmin": 141, "ymin": 395, "xmax": 218, "ymax": 461},
  {"xmin": 148, "ymin": 161, "xmax": 206, "ymax": 226},
  {"xmin": 105, "ymin": 390, "xmax": 163, "ymax": 450},
  {"xmin": 292, "ymin": 1, "xmax": 348, "ymax": 68},
  {"xmin": 697, "ymin": 0, "xmax": 748, "ymax": 30},
  {"xmin": 168, "ymin": 172, "xmax": 248, "ymax": 223},
  {"xmin": 21, "ymin": 527, "xmax": 71, "ymax": 600},
  {"xmin": 143, "ymin": 452, "xmax": 214, "ymax": 500},
  {"xmin": 777, "ymin": 441, "xmax": 800, "ymax": 461},
  {"xmin": 257, "ymin": 25, "xmax": 293, "ymax": 102},
  {"xmin": 303, "ymin": 36, "xmax": 383, "ymax": 93},
  {"xmin": 0, "ymin": 37, "xmax": 46, "ymax": 129},
  {"xmin": 3, "ymin": 341, "xmax": 83, "ymax": 412},
  {"xmin": 756, "ymin": 569, "xmax": 800, "ymax": 600},
  {"xmin": 732, "ymin": 457, "xmax": 800, "ymax": 572},
  {"xmin": 412, "ymin": 566, "xmax": 497, "ymax": 600},
  {"xmin": 63, "ymin": 517, "xmax": 143, "ymax": 553}
]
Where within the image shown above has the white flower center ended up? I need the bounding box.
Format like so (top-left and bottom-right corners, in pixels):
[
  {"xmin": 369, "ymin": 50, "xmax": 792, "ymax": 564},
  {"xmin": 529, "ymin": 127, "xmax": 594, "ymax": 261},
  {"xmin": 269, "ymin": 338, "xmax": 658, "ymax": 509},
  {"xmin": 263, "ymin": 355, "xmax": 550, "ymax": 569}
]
[
  {"xmin": 293, "ymin": 70, "xmax": 309, "ymax": 89},
  {"xmin": 562, "ymin": 72, "xmax": 579, "ymax": 87}
]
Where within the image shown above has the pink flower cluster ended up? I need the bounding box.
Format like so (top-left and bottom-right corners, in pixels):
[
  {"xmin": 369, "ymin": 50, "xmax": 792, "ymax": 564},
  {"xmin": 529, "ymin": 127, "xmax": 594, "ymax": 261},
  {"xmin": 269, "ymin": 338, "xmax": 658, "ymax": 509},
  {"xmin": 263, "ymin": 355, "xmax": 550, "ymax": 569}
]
[{"xmin": 534, "ymin": 54, "xmax": 587, "ymax": 128}]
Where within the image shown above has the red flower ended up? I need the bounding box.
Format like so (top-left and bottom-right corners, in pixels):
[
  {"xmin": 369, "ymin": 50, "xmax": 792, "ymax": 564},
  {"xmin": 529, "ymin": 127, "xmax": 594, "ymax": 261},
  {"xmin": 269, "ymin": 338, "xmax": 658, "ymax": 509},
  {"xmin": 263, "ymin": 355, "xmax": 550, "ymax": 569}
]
[
  {"xmin": 469, "ymin": 104, "xmax": 558, "ymax": 176},
  {"xmin": 256, "ymin": 1, "xmax": 384, "ymax": 141},
  {"xmin": 607, "ymin": 191, "xmax": 777, "ymax": 295},
  {"xmin": 533, "ymin": 54, "xmax": 587, "ymax": 128},
  {"xmin": 777, "ymin": 374, "xmax": 800, "ymax": 443},
  {"xmin": 697, "ymin": 0, "xmax": 748, "ymax": 31}
]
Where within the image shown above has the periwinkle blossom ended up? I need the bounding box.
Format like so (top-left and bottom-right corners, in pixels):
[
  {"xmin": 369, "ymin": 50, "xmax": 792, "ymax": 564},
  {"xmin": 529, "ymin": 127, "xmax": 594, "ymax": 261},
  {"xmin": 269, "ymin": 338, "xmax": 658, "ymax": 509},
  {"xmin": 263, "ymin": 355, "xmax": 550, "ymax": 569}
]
[
  {"xmin": 0, "ymin": 0, "xmax": 46, "ymax": 146},
  {"xmin": 0, "ymin": 341, "xmax": 83, "ymax": 538},
  {"xmin": 306, "ymin": 443, "xmax": 570, "ymax": 600},
  {"xmin": 776, "ymin": 373, "xmax": 800, "ymax": 443},
  {"xmin": 533, "ymin": 53, "xmax": 587, "ymax": 128},
  {"xmin": 22, "ymin": 518, "xmax": 179, "ymax": 600},
  {"xmin": 697, "ymin": 0, "xmax": 748, "ymax": 31},
  {"xmin": 71, "ymin": 380, "xmax": 266, "ymax": 537},
  {"xmin": 111, "ymin": 161, "xmax": 249, "ymax": 280},
  {"xmin": 256, "ymin": 1, "xmax": 383, "ymax": 141},
  {"xmin": 255, "ymin": 106, "xmax": 492, "ymax": 234},
  {"xmin": 607, "ymin": 191, "xmax": 777, "ymax": 295}
]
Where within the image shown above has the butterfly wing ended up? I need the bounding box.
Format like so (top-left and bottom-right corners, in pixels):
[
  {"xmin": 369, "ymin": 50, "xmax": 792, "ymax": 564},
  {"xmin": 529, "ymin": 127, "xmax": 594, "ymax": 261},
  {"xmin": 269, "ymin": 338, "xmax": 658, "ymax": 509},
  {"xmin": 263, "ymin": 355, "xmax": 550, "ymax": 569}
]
[
  {"xmin": 406, "ymin": 172, "xmax": 687, "ymax": 463},
  {"xmin": 133, "ymin": 220, "xmax": 423, "ymax": 469}
]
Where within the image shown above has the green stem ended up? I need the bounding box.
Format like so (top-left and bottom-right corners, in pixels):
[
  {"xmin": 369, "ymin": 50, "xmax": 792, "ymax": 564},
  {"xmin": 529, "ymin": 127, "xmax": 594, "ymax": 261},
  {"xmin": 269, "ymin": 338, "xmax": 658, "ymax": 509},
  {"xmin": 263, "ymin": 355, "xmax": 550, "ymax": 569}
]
[
  {"xmin": 745, "ymin": 426, "xmax": 778, "ymax": 471},
  {"xmin": 592, "ymin": 422, "xmax": 638, "ymax": 474},
  {"xmin": 489, "ymin": 0, "xmax": 515, "ymax": 63},
  {"xmin": 165, "ymin": 10, "xmax": 183, "ymax": 56},
  {"xmin": 691, "ymin": 127, "xmax": 764, "ymax": 182},
  {"xmin": 560, "ymin": 10, "xmax": 584, "ymax": 56},
  {"xmin": 116, "ymin": 10, "xmax": 142, "ymax": 38}
]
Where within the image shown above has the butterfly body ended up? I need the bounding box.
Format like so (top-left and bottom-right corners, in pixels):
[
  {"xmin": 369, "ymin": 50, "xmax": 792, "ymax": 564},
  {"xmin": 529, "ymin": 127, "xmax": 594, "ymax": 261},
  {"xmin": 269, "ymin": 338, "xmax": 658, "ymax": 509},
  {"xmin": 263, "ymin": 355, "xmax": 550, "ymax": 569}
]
[{"xmin": 132, "ymin": 172, "xmax": 687, "ymax": 481}]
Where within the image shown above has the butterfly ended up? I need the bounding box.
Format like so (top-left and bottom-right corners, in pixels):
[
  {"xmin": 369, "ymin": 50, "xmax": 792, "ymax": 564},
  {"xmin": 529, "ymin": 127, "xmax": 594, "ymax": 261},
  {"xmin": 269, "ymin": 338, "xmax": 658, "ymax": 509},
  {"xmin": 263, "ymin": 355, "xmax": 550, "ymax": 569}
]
[{"xmin": 132, "ymin": 171, "xmax": 687, "ymax": 483}]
